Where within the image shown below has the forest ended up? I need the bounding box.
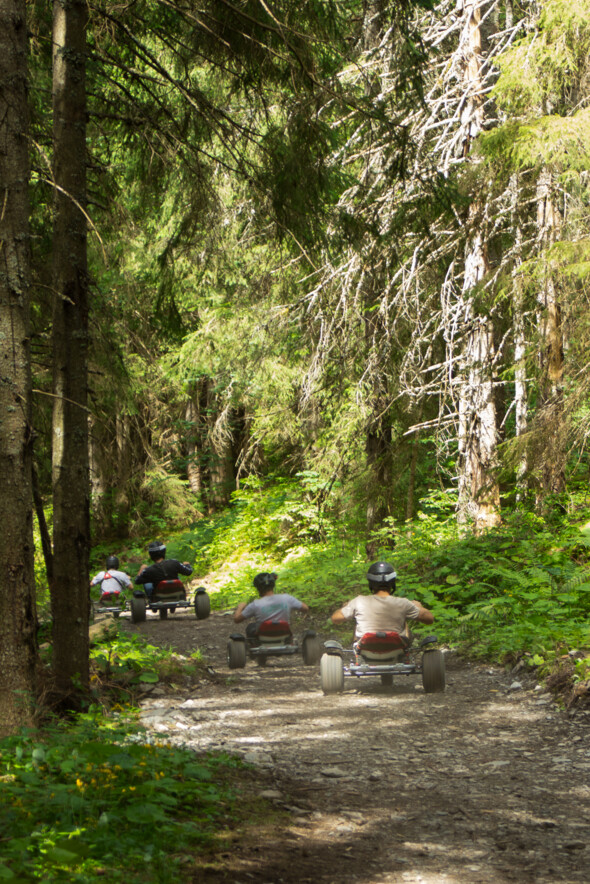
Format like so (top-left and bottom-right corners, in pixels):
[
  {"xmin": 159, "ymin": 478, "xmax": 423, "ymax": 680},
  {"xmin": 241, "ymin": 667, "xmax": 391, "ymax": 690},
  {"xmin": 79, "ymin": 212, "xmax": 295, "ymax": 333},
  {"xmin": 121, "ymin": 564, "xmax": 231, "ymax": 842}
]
[{"xmin": 1, "ymin": 0, "xmax": 590, "ymax": 878}]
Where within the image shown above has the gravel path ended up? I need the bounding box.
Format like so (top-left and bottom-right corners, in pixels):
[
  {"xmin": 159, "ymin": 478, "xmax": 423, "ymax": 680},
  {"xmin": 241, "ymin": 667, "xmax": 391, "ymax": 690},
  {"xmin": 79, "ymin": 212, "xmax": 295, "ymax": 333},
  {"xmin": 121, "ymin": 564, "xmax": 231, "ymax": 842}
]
[{"xmin": 122, "ymin": 608, "xmax": 590, "ymax": 884}]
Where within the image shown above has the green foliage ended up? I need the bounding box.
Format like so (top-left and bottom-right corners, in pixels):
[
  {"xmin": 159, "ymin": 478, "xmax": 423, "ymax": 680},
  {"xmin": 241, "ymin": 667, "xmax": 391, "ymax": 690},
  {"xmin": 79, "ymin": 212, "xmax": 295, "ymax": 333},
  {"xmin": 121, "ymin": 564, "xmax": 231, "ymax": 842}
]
[
  {"xmin": 390, "ymin": 504, "xmax": 590, "ymax": 663},
  {"xmin": 0, "ymin": 714, "xmax": 250, "ymax": 882},
  {"xmin": 117, "ymin": 480, "xmax": 590, "ymax": 670},
  {"xmin": 90, "ymin": 630, "xmax": 202, "ymax": 688},
  {"xmin": 492, "ymin": 0, "xmax": 590, "ymax": 117},
  {"xmin": 479, "ymin": 109, "xmax": 590, "ymax": 173}
]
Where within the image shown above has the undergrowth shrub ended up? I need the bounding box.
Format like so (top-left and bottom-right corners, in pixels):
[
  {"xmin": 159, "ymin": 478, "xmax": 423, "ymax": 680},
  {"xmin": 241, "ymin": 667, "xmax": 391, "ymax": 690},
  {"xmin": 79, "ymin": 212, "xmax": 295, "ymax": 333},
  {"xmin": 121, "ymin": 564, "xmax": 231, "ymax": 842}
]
[{"xmin": 0, "ymin": 713, "xmax": 253, "ymax": 883}]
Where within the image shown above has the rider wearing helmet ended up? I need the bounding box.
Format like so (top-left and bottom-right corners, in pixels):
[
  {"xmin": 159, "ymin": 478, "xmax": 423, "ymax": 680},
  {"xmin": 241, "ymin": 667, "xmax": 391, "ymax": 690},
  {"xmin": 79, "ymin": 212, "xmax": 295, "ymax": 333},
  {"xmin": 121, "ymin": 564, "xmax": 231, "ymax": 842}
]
[
  {"xmin": 134, "ymin": 541, "xmax": 193, "ymax": 599},
  {"xmin": 90, "ymin": 555, "xmax": 133, "ymax": 594},
  {"xmin": 233, "ymin": 572, "xmax": 309, "ymax": 636},
  {"xmin": 331, "ymin": 561, "xmax": 433, "ymax": 639}
]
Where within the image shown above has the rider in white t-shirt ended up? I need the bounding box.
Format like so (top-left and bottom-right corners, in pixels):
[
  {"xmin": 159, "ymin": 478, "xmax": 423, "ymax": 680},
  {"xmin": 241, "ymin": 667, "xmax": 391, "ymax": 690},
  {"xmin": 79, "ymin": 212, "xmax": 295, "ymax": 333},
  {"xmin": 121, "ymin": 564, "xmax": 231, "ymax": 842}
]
[
  {"xmin": 331, "ymin": 561, "xmax": 433, "ymax": 640},
  {"xmin": 90, "ymin": 555, "xmax": 133, "ymax": 594}
]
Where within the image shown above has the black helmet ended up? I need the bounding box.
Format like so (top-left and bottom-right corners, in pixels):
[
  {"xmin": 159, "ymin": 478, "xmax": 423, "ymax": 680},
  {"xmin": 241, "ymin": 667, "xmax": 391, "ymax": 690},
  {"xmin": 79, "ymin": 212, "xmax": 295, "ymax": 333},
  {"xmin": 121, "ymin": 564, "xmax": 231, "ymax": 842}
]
[
  {"xmin": 367, "ymin": 561, "xmax": 397, "ymax": 593},
  {"xmin": 106, "ymin": 555, "xmax": 119, "ymax": 570},
  {"xmin": 253, "ymin": 572, "xmax": 277, "ymax": 595},
  {"xmin": 148, "ymin": 541, "xmax": 166, "ymax": 561}
]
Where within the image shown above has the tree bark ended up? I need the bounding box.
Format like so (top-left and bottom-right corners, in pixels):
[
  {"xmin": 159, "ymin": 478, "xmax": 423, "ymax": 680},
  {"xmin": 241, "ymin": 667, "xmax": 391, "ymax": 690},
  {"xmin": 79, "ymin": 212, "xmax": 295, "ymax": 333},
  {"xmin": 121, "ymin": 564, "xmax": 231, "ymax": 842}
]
[
  {"xmin": 456, "ymin": 0, "xmax": 501, "ymax": 530},
  {"xmin": 185, "ymin": 390, "xmax": 203, "ymax": 496},
  {"xmin": 50, "ymin": 0, "xmax": 90, "ymax": 695},
  {"xmin": 0, "ymin": 0, "xmax": 38, "ymax": 735},
  {"xmin": 510, "ymin": 173, "xmax": 528, "ymax": 498},
  {"xmin": 535, "ymin": 168, "xmax": 565, "ymax": 498}
]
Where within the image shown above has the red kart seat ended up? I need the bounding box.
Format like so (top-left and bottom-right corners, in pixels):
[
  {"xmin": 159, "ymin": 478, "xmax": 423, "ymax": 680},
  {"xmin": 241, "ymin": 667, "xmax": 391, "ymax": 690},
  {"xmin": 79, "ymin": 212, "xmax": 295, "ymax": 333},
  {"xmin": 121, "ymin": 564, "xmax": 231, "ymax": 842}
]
[
  {"xmin": 356, "ymin": 631, "xmax": 408, "ymax": 661},
  {"xmin": 153, "ymin": 579, "xmax": 186, "ymax": 602},
  {"xmin": 100, "ymin": 589, "xmax": 122, "ymax": 602},
  {"xmin": 257, "ymin": 619, "xmax": 292, "ymax": 642}
]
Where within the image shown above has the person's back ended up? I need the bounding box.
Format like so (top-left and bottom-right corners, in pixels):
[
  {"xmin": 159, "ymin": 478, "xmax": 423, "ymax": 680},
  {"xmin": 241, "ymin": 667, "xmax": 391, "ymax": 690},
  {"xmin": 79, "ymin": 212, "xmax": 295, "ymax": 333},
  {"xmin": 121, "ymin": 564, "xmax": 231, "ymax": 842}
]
[
  {"xmin": 136, "ymin": 558, "xmax": 193, "ymax": 586},
  {"xmin": 331, "ymin": 561, "xmax": 434, "ymax": 640},
  {"xmin": 241, "ymin": 592, "xmax": 306, "ymax": 627},
  {"xmin": 135, "ymin": 541, "xmax": 193, "ymax": 597},
  {"xmin": 340, "ymin": 592, "xmax": 422, "ymax": 638},
  {"xmin": 234, "ymin": 572, "xmax": 309, "ymax": 633},
  {"xmin": 91, "ymin": 556, "xmax": 132, "ymax": 595}
]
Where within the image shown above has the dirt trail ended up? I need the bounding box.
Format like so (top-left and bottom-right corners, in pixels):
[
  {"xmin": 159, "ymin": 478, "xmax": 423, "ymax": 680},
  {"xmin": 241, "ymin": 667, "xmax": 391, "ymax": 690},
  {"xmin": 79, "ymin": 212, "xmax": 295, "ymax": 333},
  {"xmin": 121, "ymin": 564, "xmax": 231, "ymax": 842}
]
[{"xmin": 122, "ymin": 608, "xmax": 590, "ymax": 884}]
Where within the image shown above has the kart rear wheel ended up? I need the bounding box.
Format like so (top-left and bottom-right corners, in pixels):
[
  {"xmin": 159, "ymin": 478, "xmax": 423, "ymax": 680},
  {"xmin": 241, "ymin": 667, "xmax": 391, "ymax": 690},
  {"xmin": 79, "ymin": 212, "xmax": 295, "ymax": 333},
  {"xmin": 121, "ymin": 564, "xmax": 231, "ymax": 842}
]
[
  {"xmin": 195, "ymin": 590, "xmax": 211, "ymax": 620},
  {"xmin": 320, "ymin": 653, "xmax": 344, "ymax": 695},
  {"xmin": 159, "ymin": 607, "xmax": 168, "ymax": 620},
  {"xmin": 227, "ymin": 639, "xmax": 247, "ymax": 669},
  {"xmin": 422, "ymin": 649, "xmax": 446, "ymax": 693},
  {"xmin": 380, "ymin": 674, "xmax": 394, "ymax": 687},
  {"xmin": 302, "ymin": 635, "xmax": 322, "ymax": 666},
  {"xmin": 130, "ymin": 597, "xmax": 146, "ymax": 624}
]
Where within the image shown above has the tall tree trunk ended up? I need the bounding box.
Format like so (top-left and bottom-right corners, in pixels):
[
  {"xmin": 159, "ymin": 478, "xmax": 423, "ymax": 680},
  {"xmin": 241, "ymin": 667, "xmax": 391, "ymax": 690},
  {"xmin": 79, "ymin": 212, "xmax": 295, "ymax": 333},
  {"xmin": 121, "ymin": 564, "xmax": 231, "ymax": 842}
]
[
  {"xmin": 456, "ymin": 0, "xmax": 500, "ymax": 530},
  {"xmin": 510, "ymin": 173, "xmax": 528, "ymax": 499},
  {"xmin": 0, "ymin": 0, "xmax": 38, "ymax": 734},
  {"xmin": 406, "ymin": 431, "xmax": 420, "ymax": 522},
  {"xmin": 185, "ymin": 390, "xmax": 203, "ymax": 496},
  {"xmin": 535, "ymin": 168, "xmax": 565, "ymax": 499},
  {"xmin": 50, "ymin": 0, "xmax": 90, "ymax": 695},
  {"xmin": 359, "ymin": 4, "xmax": 394, "ymax": 555}
]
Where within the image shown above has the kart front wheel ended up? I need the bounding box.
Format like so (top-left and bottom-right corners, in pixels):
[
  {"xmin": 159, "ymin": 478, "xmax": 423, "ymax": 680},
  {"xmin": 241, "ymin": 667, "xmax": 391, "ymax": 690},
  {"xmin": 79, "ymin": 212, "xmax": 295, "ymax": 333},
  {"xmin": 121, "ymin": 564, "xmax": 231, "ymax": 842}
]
[
  {"xmin": 255, "ymin": 654, "xmax": 268, "ymax": 667},
  {"xmin": 302, "ymin": 635, "xmax": 322, "ymax": 666},
  {"xmin": 422, "ymin": 649, "xmax": 446, "ymax": 693},
  {"xmin": 195, "ymin": 590, "xmax": 211, "ymax": 620},
  {"xmin": 227, "ymin": 639, "xmax": 246, "ymax": 669},
  {"xmin": 380, "ymin": 674, "xmax": 394, "ymax": 687},
  {"xmin": 130, "ymin": 597, "xmax": 146, "ymax": 624},
  {"xmin": 320, "ymin": 653, "xmax": 344, "ymax": 694},
  {"xmin": 159, "ymin": 607, "xmax": 168, "ymax": 620}
]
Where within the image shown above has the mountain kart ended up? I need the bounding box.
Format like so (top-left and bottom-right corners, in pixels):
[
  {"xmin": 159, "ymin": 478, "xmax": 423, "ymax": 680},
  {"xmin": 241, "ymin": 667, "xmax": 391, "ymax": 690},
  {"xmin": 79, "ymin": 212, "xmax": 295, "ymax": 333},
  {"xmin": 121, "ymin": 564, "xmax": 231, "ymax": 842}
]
[
  {"xmin": 319, "ymin": 631, "xmax": 445, "ymax": 694},
  {"xmin": 130, "ymin": 580, "xmax": 211, "ymax": 622},
  {"xmin": 227, "ymin": 619, "xmax": 322, "ymax": 669}
]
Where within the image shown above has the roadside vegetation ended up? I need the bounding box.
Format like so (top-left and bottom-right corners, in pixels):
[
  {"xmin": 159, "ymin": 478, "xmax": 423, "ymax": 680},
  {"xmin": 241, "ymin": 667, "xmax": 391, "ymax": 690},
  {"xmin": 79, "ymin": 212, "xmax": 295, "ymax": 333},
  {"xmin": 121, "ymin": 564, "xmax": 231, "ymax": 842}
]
[
  {"xmin": 0, "ymin": 708, "xmax": 275, "ymax": 883},
  {"xmin": 88, "ymin": 476, "xmax": 590, "ymax": 689},
  {"xmin": 3, "ymin": 477, "xmax": 588, "ymax": 880}
]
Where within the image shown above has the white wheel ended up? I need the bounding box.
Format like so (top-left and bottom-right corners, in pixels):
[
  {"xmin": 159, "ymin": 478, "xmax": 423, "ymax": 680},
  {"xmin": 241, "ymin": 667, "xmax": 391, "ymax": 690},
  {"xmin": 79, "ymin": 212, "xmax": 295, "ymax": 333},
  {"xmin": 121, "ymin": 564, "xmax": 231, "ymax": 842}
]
[
  {"xmin": 302, "ymin": 635, "xmax": 322, "ymax": 665},
  {"xmin": 422, "ymin": 650, "xmax": 446, "ymax": 693},
  {"xmin": 195, "ymin": 590, "xmax": 211, "ymax": 620},
  {"xmin": 130, "ymin": 597, "xmax": 146, "ymax": 623},
  {"xmin": 320, "ymin": 653, "xmax": 344, "ymax": 694},
  {"xmin": 227, "ymin": 639, "xmax": 246, "ymax": 669}
]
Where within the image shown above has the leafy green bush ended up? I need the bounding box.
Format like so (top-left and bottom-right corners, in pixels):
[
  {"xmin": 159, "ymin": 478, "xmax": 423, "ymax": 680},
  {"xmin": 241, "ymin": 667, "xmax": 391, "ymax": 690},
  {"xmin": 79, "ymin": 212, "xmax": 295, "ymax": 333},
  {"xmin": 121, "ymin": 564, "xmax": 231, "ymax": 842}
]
[
  {"xmin": 88, "ymin": 481, "xmax": 590, "ymax": 666},
  {"xmin": 0, "ymin": 714, "xmax": 248, "ymax": 883},
  {"xmin": 90, "ymin": 630, "xmax": 202, "ymax": 688}
]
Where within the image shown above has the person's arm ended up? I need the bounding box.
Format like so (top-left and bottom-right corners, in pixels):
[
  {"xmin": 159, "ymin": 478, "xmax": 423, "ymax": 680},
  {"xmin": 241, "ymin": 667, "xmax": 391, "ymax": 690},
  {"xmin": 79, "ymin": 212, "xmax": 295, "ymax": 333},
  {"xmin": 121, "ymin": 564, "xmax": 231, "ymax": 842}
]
[
  {"xmin": 409, "ymin": 600, "xmax": 434, "ymax": 625},
  {"xmin": 178, "ymin": 561, "xmax": 193, "ymax": 576},
  {"xmin": 234, "ymin": 602, "xmax": 248, "ymax": 623},
  {"xmin": 331, "ymin": 608, "xmax": 347, "ymax": 625},
  {"xmin": 135, "ymin": 564, "xmax": 149, "ymax": 584}
]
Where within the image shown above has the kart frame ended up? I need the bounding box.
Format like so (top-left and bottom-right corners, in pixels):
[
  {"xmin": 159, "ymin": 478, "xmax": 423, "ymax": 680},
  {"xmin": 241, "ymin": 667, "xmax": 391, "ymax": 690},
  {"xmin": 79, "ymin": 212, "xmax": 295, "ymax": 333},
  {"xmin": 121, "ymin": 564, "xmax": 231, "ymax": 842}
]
[
  {"xmin": 130, "ymin": 582, "xmax": 211, "ymax": 622},
  {"xmin": 227, "ymin": 622, "xmax": 322, "ymax": 669},
  {"xmin": 320, "ymin": 633, "xmax": 446, "ymax": 694}
]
